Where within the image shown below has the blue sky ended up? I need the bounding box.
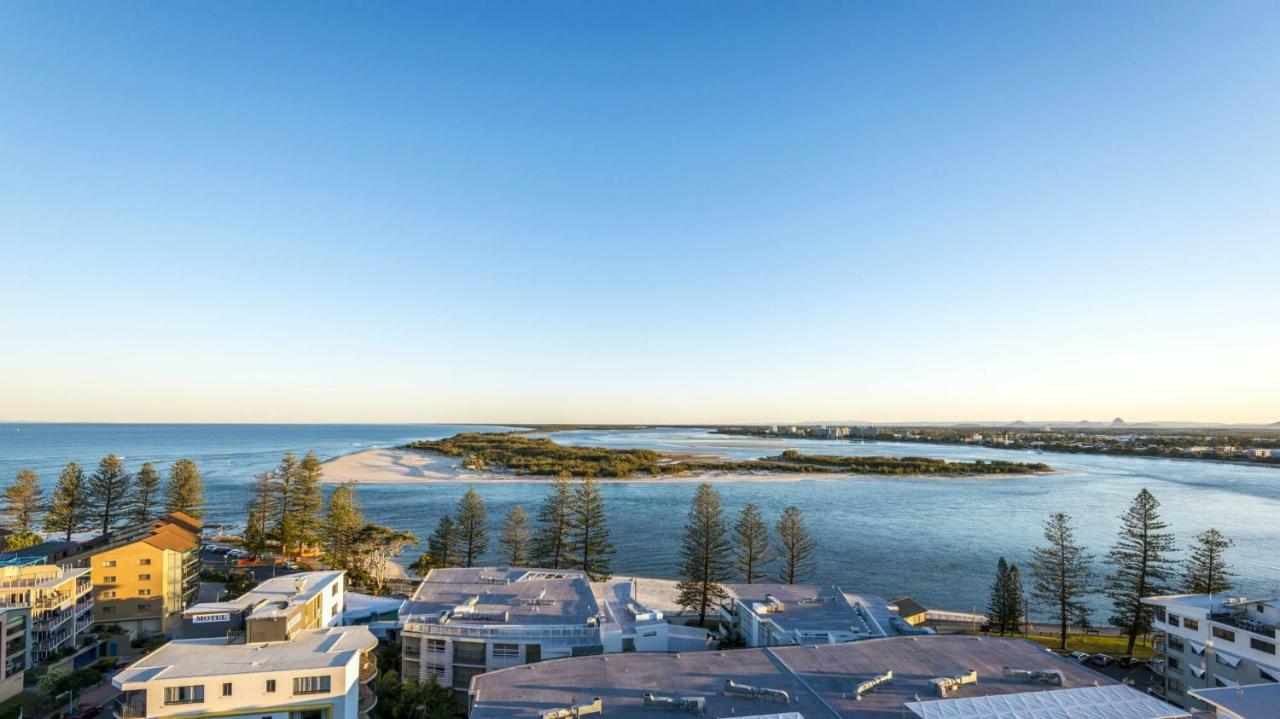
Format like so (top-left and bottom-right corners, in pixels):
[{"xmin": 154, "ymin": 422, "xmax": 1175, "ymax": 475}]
[{"xmin": 2, "ymin": 1, "xmax": 1277, "ymax": 423}]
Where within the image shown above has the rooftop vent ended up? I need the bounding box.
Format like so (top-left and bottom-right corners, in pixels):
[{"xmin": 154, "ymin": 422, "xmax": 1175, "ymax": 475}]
[
  {"xmin": 293, "ymin": 577, "xmax": 307, "ymax": 595},
  {"xmin": 931, "ymin": 670, "xmax": 978, "ymax": 697},
  {"xmin": 1001, "ymin": 667, "xmax": 1064, "ymax": 685},
  {"xmin": 853, "ymin": 670, "xmax": 893, "ymax": 701},
  {"xmin": 723, "ymin": 679, "xmax": 790, "ymax": 703},
  {"xmin": 538, "ymin": 697, "xmax": 602, "ymax": 719},
  {"xmin": 642, "ymin": 693, "xmax": 705, "ymax": 714}
]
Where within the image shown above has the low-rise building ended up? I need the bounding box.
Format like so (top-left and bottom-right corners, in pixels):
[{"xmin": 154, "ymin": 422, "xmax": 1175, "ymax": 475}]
[
  {"xmin": 1190, "ymin": 682, "xmax": 1280, "ymax": 718},
  {"xmin": 0, "ymin": 561, "xmax": 93, "ymax": 662},
  {"xmin": 113, "ymin": 624, "xmax": 378, "ymax": 719},
  {"xmin": 342, "ymin": 592, "xmax": 405, "ymax": 641},
  {"xmin": 1144, "ymin": 593, "xmax": 1280, "ymax": 712},
  {"xmin": 400, "ymin": 567, "xmax": 668, "ymax": 695},
  {"xmin": 468, "ymin": 635, "xmax": 1184, "ymax": 718},
  {"xmin": 718, "ymin": 583, "xmax": 896, "ymax": 646},
  {"xmin": 180, "ymin": 571, "xmax": 345, "ymax": 641},
  {"xmin": 889, "ymin": 596, "xmax": 929, "ymax": 627},
  {"xmin": 65, "ymin": 512, "xmax": 203, "ymax": 634},
  {"xmin": 0, "ymin": 606, "xmax": 31, "ymax": 703}
]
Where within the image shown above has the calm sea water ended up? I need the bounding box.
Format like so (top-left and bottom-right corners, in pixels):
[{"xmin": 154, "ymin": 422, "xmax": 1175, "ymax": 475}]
[{"xmin": 2, "ymin": 424, "xmax": 1277, "ymax": 617}]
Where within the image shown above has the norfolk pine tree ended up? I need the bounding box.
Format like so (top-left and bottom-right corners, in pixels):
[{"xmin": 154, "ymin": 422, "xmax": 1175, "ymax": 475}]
[
  {"xmin": 273, "ymin": 453, "xmax": 300, "ymax": 555},
  {"xmin": 89, "ymin": 454, "xmax": 133, "ymax": 535},
  {"xmin": 131, "ymin": 462, "xmax": 161, "ymax": 524},
  {"xmin": 45, "ymin": 462, "xmax": 90, "ymax": 541},
  {"xmin": 1184, "ymin": 528, "xmax": 1235, "ymax": 595},
  {"xmin": 499, "ymin": 505, "xmax": 531, "ymax": 566},
  {"xmin": 291, "ymin": 452, "xmax": 326, "ymax": 552},
  {"xmin": 567, "ymin": 478, "xmax": 614, "ymax": 581},
  {"xmin": 533, "ymin": 475, "xmax": 574, "ymax": 569},
  {"xmin": 1007, "ymin": 563, "xmax": 1025, "ymax": 634},
  {"xmin": 774, "ymin": 506, "xmax": 817, "ymax": 584},
  {"xmin": 455, "ymin": 488, "xmax": 488, "ymax": 568},
  {"xmin": 987, "ymin": 557, "xmax": 1015, "ymax": 635},
  {"xmin": 676, "ymin": 484, "xmax": 732, "ymax": 625},
  {"xmin": 164, "ymin": 458, "xmax": 206, "ymax": 518},
  {"xmin": 1029, "ymin": 513, "xmax": 1094, "ymax": 650},
  {"xmin": 733, "ymin": 503, "xmax": 772, "ymax": 583},
  {"xmin": 323, "ymin": 483, "xmax": 365, "ymax": 571},
  {"xmin": 244, "ymin": 471, "xmax": 279, "ymax": 555},
  {"xmin": 427, "ymin": 516, "xmax": 461, "ymax": 568},
  {"xmin": 4, "ymin": 470, "xmax": 44, "ymax": 550},
  {"xmin": 1104, "ymin": 488, "xmax": 1177, "ymax": 654}
]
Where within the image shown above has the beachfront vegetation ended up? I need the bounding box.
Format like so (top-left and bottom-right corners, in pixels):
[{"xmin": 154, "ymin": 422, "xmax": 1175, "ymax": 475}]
[
  {"xmin": 44, "ymin": 462, "xmax": 89, "ymax": 540},
  {"xmin": 533, "ymin": 476, "xmax": 574, "ymax": 569},
  {"xmin": 499, "ymin": 505, "xmax": 531, "ymax": 566},
  {"xmin": 1029, "ymin": 513, "xmax": 1094, "ymax": 650},
  {"xmin": 987, "ymin": 557, "xmax": 1025, "ymax": 635},
  {"xmin": 456, "ymin": 488, "xmax": 488, "ymax": 567},
  {"xmin": 733, "ymin": 503, "xmax": 772, "ymax": 584},
  {"xmin": 676, "ymin": 484, "xmax": 732, "ymax": 624},
  {"xmin": 568, "ymin": 477, "xmax": 615, "ymax": 581},
  {"xmin": 774, "ymin": 506, "xmax": 817, "ymax": 584},
  {"xmin": 405, "ymin": 432, "xmax": 1051, "ymax": 478},
  {"xmin": 165, "ymin": 457, "xmax": 207, "ymax": 519},
  {"xmin": 3, "ymin": 470, "xmax": 43, "ymax": 550},
  {"xmin": 89, "ymin": 454, "xmax": 132, "ymax": 534},
  {"xmin": 322, "ymin": 482, "xmax": 365, "ymax": 569},
  {"xmin": 1184, "ymin": 528, "xmax": 1234, "ymax": 594},
  {"xmin": 1104, "ymin": 488, "xmax": 1177, "ymax": 654}
]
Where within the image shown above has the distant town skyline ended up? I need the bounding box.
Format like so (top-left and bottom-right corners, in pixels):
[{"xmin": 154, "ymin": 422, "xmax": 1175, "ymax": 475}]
[{"xmin": 2, "ymin": 2, "xmax": 1277, "ymax": 424}]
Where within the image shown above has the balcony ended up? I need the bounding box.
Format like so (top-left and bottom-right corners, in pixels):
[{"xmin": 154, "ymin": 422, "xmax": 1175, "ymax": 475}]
[
  {"xmin": 359, "ymin": 651, "xmax": 378, "ymax": 684},
  {"xmin": 358, "ymin": 684, "xmax": 377, "ymax": 716},
  {"xmin": 113, "ymin": 693, "xmax": 147, "ymax": 719},
  {"xmin": 1211, "ymin": 612, "xmax": 1277, "ymax": 638}
]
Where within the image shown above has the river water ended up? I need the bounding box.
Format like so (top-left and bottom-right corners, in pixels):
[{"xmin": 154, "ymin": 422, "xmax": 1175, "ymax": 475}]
[{"xmin": 2, "ymin": 423, "xmax": 1276, "ymax": 616}]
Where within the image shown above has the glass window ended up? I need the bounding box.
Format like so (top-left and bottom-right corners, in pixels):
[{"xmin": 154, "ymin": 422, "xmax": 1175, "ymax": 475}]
[
  {"xmin": 1213, "ymin": 626, "xmax": 1235, "ymax": 642},
  {"xmin": 265, "ymin": 679, "xmax": 276, "ymax": 693},
  {"xmin": 163, "ymin": 685, "xmax": 204, "ymax": 705},
  {"xmin": 425, "ymin": 663, "xmax": 446, "ymax": 678},
  {"xmin": 292, "ymin": 675, "xmax": 331, "ymax": 695},
  {"xmin": 101, "ymin": 560, "xmax": 116, "ymax": 568},
  {"xmin": 139, "ymin": 558, "xmax": 152, "ymax": 565},
  {"xmin": 425, "ymin": 638, "xmax": 446, "ymax": 653},
  {"xmin": 103, "ymin": 576, "xmax": 116, "ymax": 583},
  {"xmin": 1251, "ymin": 638, "xmax": 1276, "ymax": 655},
  {"xmin": 493, "ymin": 644, "xmax": 519, "ymax": 659},
  {"xmin": 1184, "ymin": 618, "xmax": 1200, "ymax": 631},
  {"xmin": 222, "ymin": 683, "xmax": 232, "ymax": 696},
  {"xmin": 138, "ymin": 574, "xmax": 152, "ymax": 581},
  {"xmin": 139, "ymin": 589, "xmax": 152, "ymax": 596},
  {"xmin": 1168, "ymin": 614, "xmax": 1181, "ymax": 627}
]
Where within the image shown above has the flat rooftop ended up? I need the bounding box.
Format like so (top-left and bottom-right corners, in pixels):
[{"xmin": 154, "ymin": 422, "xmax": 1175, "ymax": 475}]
[
  {"xmin": 113, "ymin": 625, "xmax": 376, "ymax": 687},
  {"xmin": 906, "ymin": 684, "xmax": 1189, "ymax": 719},
  {"xmin": 1191, "ymin": 682, "xmax": 1280, "ymax": 719},
  {"xmin": 185, "ymin": 570, "xmax": 343, "ymax": 620},
  {"xmin": 592, "ymin": 578, "xmax": 663, "ymax": 634},
  {"xmin": 724, "ymin": 583, "xmax": 892, "ymax": 640},
  {"xmin": 0, "ymin": 564, "xmax": 89, "ymax": 590},
  {"xmin": 469, "ymin": 635, "xmax": 1117, "ymax": 719},
  {"xmin": 405, "ymin": 567, "xmax": 600, "ymax": 628}
]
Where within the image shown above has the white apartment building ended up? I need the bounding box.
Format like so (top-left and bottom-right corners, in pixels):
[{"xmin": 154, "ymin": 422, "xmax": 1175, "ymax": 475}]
[
  {"xmin": 181, "ymin": 571, "xmax": 346, "ymax": 641},
  {"xmin": 0, "ymin": 561, "xmax": 93, "ymax": 661},
  {"xmin": 1144, "ymin": 593, "xmax": 1280, "ymax": 711},
  {"xmin": 400, "ymin": 567, "xmax": 668, "ymax": 695},
  {"xmin": 112, "ymin": 624, "xmax": 378, "ymax": 719},
  {"xmin": 718, "ymin": 583, "xmax": 896, "ymax": 647}
]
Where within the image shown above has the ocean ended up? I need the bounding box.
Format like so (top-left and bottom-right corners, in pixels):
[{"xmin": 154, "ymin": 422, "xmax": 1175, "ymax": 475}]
[{"xmin": 2, "ymin": 423, "xmax": 1277, "ymax": 616}]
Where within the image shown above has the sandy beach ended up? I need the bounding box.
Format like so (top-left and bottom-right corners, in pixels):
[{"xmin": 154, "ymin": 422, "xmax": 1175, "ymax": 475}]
[{"xmin": 321, "ymin": 447, "xmax": 1045, "ymax": 484}]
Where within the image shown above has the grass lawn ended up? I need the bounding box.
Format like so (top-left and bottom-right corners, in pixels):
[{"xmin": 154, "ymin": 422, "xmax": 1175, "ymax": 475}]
[
  {"xmin": 0, "ymin": 691, "xmax": 45, "ymax": 719},
  {"xmin": 1021, "ymin": 632, "xmax": 1156, "ymax": 659}
]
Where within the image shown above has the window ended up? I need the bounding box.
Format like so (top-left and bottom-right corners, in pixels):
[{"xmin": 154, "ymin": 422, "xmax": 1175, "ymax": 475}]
[
  {"xmin": 331, "ymin": 583, "xmax": 339, "ymax": 596},
  {"xmin": 425, "ymin": 638, "xmax": 446, "ymax": 654},
  {"xmin": 101, "ymin": 560, "xmax": 116, "ymax": 568},
  {"xmin": 1184, "ymin": 618, "xmax": 1200, "ymax": 631},
  {"xmin": 425, "ymin": 663, "xmax": 446, "ymax": 678},
  {"xmin": 265, "ymin": 679, "xmax": 276, "ymax": 693},
  {"xmin": 139, "ymin": 558, "xmax": 151, "ymax": 565},
  {"xmin": 103, "ymin": 576, "xmax": 116, "ymax": 583},
  {"xmin": 1168, "ymin": 614, "xmax": 1181, "ymax": 627},
  {"xmin": 492, "ymin": 643, "xmax": 519, "ymax": 659},
  {"xmin": 102, "ymin": 606, "xmax": 115, "ymax": 614},
  {"xmin": 101, "ymin": 591, "xmax": 117, "ymax": 599},
  {"xmin": 1168, "ymin": 656, "xmax": 1182, "ymax": 671},
  {"xmin": 163, "ymin": 685, "xmax": 204, "ymax": 705},
  {"xmin": 1167, "ymin": 636, "xmax": 1185, "ymax": 652},
  {"xmin": 1152, "ymin": 606, "xmax": 1166, "ymax": 623},
  {"xmin": 1213, "ymin": 626, "xmax": 1235, "ymax": 642},
  {"xmin": 1260, "ymin": 666, "xmax": 1279, "ymax": 683},
  {"xmin": 139, "ymin": 589, "xmax": 152, "ymax": 596},
  {"xmin": 138, "ymin": 574, "xmax": 152, "ymax": 581},
  {"xmin": 292, "ymin": 675, "xmax": 331, "ymax": 695},
  {"xmin": 137, "ymin": 604, "xmax": 149, "ymax": 612},
  {"xmin": 222, "ymin": 683, "xmax": 233, "ymax": 697},
  {"xmin": 1251, "ymin": 638, "xmax": 1276, "ymax": 655}
]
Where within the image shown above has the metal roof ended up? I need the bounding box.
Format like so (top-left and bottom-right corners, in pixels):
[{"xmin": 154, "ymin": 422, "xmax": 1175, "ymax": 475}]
[{"xmin": 905, "ymin": 685, "xmax": 1191, "ymax": 719}]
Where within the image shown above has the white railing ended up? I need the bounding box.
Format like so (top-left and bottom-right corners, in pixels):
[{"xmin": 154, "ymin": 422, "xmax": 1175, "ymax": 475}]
[{"xmin": 402, "ymin": 615, "xmax": 600, "ymax": 643}]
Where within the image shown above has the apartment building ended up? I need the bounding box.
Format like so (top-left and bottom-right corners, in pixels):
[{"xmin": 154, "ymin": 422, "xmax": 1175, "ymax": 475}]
[
  {"xmin": 0, "ymin": 606, "xmax": 31, "ymax": 703},
  {"xmin": 401, "ymin": 567, "xmax": 668, "ymax": 694},
  {"xmin": 718, "ymin": 583, "xmax": 898, "ymax": 647},
  {"xmin": 181, "ymin": 571, "xmax": 345, "ymax": 640},
  {"xmin": 1144, "ymin": 593, "xmax": 1280, "ymax": 711},
  {"xmin": 113, "ymin": 624, "xmax": 378, "ymax": 719},
  {"xmin": 0, "ymin": 561, "xmax": 93, "ymax": 663},
  {"xmin": 469, "ymin": 635, "xmax": 1186, "ymax": 719},
  {"xmin": 65, "ymin": 511, "xmax": 203, "ymax": 634}
]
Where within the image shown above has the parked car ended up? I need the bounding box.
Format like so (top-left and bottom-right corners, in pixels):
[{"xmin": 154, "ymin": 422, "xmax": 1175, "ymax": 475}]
[
  {"xmin": 1118, "ymin": 655, "xmax": 1139, "ymax": 669},
  {"xmin": 1089, "ymin": 653, "xmax": 1116, "ymax": 668},
  {"xmin": 1068, "ymin": 651, "xmax": 1090, "ymax": 662}
]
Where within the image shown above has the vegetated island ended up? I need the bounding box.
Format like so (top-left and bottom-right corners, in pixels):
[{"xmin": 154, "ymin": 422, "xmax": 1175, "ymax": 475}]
[{"xmin": 401, "ymin": 432, "xmax": 1052, "ymax": 479}]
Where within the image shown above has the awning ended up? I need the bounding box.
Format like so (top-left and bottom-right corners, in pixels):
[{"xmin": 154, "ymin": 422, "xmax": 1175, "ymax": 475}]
[
  {"xmin": 1190, "ymin": 665, "xmax": 1206, "ymax": 678},
  {"xmin": 1188, "ymin": 639, "xmax": 1205, "ymax": 655},
  {"xmin": 1216, "ymin": 652, "xmax": 1242, "ymax": 668}
]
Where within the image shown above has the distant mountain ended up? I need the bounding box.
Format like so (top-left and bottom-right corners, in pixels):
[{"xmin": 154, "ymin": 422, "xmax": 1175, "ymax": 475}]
[{"xmin": 1112, "ymin": 417, "xmax": 1127, "ymax": 426}]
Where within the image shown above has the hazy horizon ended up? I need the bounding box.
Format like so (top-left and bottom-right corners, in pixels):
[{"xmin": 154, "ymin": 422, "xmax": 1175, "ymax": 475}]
[{"xmin": 3, "ymin": 2, "xmax": 1277, "ymax": 424}]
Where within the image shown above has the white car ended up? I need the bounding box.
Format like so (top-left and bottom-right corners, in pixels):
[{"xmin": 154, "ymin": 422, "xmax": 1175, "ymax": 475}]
[{"xmin": 1068, "ymin": 651, "xmax": 1090, "ymax": 662}]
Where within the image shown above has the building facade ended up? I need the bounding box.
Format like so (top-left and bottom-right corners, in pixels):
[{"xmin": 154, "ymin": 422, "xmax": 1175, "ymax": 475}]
[
  {"xmin": 1144, "ymin": 593, "xmax": 1280, "ymax": 711},
  {"xmin": 0, "ymin": 562, "xmax": 93, "ymax": 662},
  {"xmin": 181, "ymin": 571, "xmax": 345, "ymax": 641},
  {"xmin": 719, "ymin": 584, "xmax": 894, "ymax": 647},
  {"xmin": 0, "ymin": 606, "xmax": 31, "ymax": 703}
]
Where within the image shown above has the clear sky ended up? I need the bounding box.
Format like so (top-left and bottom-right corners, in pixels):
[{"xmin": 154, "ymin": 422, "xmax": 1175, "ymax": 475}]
[{"xmin": 1, "ymin": 1, "xmax": 1277, "ymax": 424}]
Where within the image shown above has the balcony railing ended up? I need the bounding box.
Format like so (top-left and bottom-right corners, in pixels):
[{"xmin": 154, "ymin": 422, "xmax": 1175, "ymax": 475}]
[
  {"xmin": 1211, "ymin": 612, "xmax": 1278, "ymax": 638},
  {"xmin": 358, "ymin": 684, "xmax": 377, "ymax": 716},
  {"xmin": 113, "ymin": 694, "xmax": 148, "ymax": 719},
  {"xmin": 359, "ymin": 651, "xmax": 378, "ymax": 684}
]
